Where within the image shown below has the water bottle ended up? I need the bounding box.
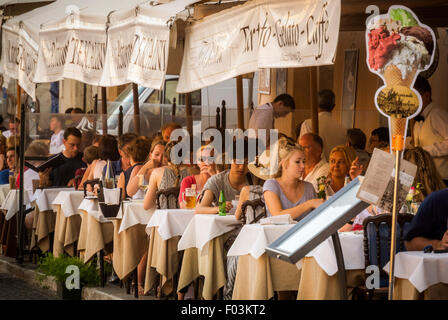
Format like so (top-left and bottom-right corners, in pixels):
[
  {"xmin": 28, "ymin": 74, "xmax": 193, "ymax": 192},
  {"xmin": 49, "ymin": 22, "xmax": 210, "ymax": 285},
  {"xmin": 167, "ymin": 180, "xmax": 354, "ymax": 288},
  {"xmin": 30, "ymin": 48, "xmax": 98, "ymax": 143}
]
[{"xmin": 218, "ymin": 190, "xmax": 226, "ymax": 216}]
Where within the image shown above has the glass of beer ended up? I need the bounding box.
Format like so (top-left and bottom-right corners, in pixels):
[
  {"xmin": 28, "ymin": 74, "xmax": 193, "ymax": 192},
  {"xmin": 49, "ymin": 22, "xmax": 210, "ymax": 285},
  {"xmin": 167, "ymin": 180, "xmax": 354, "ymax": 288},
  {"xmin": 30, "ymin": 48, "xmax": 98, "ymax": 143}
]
[{"xmin": 183, "ymin": 188, "xmax": 196, "ymax": 209}]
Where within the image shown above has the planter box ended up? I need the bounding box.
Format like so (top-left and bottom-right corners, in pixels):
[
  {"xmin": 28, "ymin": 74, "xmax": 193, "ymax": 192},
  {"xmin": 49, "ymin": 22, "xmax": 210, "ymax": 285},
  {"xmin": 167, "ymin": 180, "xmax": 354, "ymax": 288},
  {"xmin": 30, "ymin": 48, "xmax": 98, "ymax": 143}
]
[{"xmin": 56, "ymin": 282, "xmax": 83, "ymax": 300}]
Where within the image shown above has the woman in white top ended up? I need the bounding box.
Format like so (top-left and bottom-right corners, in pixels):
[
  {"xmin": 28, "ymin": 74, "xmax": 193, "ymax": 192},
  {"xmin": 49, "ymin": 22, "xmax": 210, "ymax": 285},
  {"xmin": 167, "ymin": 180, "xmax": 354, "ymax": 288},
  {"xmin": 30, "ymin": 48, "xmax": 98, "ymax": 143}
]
[{"xmin": 87, "ymin": 135, "xmax": 120, "ymax": 181}]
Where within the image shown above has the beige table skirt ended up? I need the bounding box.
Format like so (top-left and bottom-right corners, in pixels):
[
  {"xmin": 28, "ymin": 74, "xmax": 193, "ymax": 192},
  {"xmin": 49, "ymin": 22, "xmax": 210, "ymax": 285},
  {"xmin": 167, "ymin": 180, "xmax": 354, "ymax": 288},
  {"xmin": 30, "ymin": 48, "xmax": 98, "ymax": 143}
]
[
  {"xmin": 112, "ymin": 220, "xmax": 149, "ymax": 280},
  {"xmin": 144, "ymin": 227, "xmax": 182, "ymax": 296},
  {"xmin": 297, "ymin": 257, "xmax": 365, "ymax": 300},
  {"xmin": 31, "ymin": 202, "xmax": 56, "ymax": 252},
  {"xmin": 177, "ymin": 233, "xmax": 229, "ymax": 300},
  {"xmin": 53, "ymin": 206, "xmax": 81, "ymax": 257},
  {"xmin": 232, "ymin": 253, "xmax": 301, "ymax": 300},
  {"xmin": 393, "ymin": 278, "xmax": 448, "ymax": 300},
  {"xmin": 77, "ymin": 210, "xmax": 114, "ymax": 263}
]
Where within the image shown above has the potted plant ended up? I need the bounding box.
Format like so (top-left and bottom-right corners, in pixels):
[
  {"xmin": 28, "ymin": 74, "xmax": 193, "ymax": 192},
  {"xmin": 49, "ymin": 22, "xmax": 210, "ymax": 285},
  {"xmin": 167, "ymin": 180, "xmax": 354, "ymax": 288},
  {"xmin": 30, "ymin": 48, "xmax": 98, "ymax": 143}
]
[{"xmin": 37, "ymin": 253, "xmax": 101, "ymax": 300}]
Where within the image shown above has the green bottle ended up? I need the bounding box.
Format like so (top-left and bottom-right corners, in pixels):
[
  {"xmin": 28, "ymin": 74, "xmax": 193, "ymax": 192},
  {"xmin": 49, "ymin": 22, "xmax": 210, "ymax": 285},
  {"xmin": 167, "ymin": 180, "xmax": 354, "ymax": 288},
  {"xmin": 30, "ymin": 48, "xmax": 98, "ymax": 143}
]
[{"xmin": 218, "ymin": 190, "xmax": 226, "ymax": 216}]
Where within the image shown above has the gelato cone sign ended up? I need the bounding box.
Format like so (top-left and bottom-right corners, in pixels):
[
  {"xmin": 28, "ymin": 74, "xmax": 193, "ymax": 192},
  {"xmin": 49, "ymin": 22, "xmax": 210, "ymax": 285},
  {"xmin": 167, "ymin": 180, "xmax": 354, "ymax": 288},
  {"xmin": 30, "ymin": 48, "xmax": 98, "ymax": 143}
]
[{"xmin": 366, "ymin": 6, "xmax": 436, "ymax": 149}]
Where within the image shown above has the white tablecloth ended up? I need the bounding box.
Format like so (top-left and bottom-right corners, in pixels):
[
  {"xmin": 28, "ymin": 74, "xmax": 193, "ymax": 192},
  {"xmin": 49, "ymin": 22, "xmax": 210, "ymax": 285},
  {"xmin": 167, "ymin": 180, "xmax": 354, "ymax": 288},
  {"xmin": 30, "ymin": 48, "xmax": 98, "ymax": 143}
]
[
  {"xmin": 34, "ymin": 187, "xmax": 74, "ymax": 212},
  {"xmin": 118, "ymin": 200, "xmax": 153, "ymax": 233},
  {"xmin": 296, "ymin": 231, "xmax": 365, "ymax": 276},
  {"xmin": 0, "ymin": 184, "xmax": 9, "ymax": 203},
  {"xmin": 51, "ymin": 191, "xmax": 85, "ymax": 217},
  {"xmin": 145, "ymin": 209, "xmax": 195, "ymax": 240},
  {"xmin": 1, "ymin": 190, "xmax": 31, "ymax": 220},
  {"xmin": 78, "ymin": 198, "xmax": 110, "ymax": 223},
  {"xmin": 177, "ymin": 214, "xmax": 242, "ymax": 251},
  {"xmin": 384, "ymin": 251, "xmax": 448, "ymax": 293},
  {"xmin": 227, "ymin": 224, "xmax": 295, "ymax": 259}
]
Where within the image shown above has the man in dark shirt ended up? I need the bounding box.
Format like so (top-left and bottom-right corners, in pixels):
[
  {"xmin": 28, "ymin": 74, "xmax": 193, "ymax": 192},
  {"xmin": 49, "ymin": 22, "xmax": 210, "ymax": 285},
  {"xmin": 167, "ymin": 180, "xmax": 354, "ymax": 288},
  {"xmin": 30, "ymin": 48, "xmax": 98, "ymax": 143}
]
[
  {"xmin": 39, "ymin": 127, "xmax": 86, "ymax": 187},
  {"xmin": 404, "ymin": 189, "xmax": 448, "ymax": 251}
]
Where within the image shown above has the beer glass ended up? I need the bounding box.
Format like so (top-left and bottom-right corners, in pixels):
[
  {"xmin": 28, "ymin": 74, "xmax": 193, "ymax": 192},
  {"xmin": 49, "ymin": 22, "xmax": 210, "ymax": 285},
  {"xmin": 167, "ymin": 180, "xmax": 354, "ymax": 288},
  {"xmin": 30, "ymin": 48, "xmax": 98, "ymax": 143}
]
[{"xmin": 182, "ymin": 187, "xmax": 197, "ymax": 209}]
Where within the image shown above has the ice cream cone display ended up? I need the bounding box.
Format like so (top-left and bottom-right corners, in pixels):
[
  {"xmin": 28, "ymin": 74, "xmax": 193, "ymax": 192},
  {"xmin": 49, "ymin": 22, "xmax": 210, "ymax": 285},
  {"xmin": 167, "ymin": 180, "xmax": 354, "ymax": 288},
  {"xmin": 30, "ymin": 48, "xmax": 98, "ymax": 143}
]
[
  {"xmin": 376, "ymin": 85, "xmax": 419, "ymax": 118},
  {"xmin": 390, "ymin": 116, "xmax": 407, "ymax": 137},
  {"xmin": 366, "ymin": 6, "xmax": 437, "ymax": 138},
  {"xmin": 384, "ymin": 64, "xmax": 416, "ymax": 87}
]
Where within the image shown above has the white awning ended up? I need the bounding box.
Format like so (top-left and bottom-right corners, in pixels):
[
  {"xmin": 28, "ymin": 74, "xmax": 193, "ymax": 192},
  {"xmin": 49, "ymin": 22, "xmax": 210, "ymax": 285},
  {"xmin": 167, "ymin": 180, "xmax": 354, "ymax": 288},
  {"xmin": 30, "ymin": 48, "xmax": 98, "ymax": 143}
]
[{"xmin": 177, "ymin": 0, "xmax": 341, "ymax": 93}]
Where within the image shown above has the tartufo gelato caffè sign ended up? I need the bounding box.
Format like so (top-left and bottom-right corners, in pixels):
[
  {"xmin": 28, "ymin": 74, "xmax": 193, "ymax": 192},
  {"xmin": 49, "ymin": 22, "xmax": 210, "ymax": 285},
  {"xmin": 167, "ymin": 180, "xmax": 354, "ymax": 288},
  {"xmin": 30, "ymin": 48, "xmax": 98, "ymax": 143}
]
[
  {"xmin": 366, "ymin": 6, "xmax": 436, "ymax": 148},
  {"xmin": 177, "ymin": 0, "xmax": 341, "ymax": 93},
  {"xmin": 99, "ymin": 9, "xmax": 170, "ymax": 90},
  {"xmin": 33, "ymin": 15, "xmax": 108, "ymax": 85},
  {"xmin": 1, "ymin": 25, "xmax": 38, "ymax": 101}
]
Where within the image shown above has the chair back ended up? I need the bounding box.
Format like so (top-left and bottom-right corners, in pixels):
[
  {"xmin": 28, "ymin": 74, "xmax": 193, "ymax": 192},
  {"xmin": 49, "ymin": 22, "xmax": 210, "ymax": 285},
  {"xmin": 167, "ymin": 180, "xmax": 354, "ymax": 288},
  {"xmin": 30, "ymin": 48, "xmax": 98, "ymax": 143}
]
[
  {"xmin": 240, "ymin": 198, "xmax": 266, "ymax": 224},
  {"xmin": 362, "ymin": 213, "xmax": 414, "ymax": 287},
  {"xmin": 156, "ymin": 186, "xmax": 180, "ymax": 209}
]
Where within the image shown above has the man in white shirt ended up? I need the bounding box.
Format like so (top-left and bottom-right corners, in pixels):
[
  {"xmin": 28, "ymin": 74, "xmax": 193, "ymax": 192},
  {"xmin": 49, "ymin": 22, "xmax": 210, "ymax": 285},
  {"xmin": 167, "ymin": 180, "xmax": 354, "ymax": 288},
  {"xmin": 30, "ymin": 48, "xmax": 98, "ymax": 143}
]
[
  {"xmin": 300, "ymin": 89, "xmax": 346, "ymax": 161},
  {"xmin": 298, "ymin": 133, "xmax": 330, "ymax": 192},
  {"xmin": 248, "ymin": 94, "xmax": 295, "ymax": 134},
  {"xmin": 413, "ymin": 76, "xmax": 448, "ymax": 185},
  {"xmin": 248, "ymin": 93, "xmax": 295, "ymax": 149},
  {"xmin": 2, "ymin": 117, "xmax": 19, "ymax": 139},
  {"xmin": 49, "ymin": 115, "xmax": 65, "ymax": 155}
]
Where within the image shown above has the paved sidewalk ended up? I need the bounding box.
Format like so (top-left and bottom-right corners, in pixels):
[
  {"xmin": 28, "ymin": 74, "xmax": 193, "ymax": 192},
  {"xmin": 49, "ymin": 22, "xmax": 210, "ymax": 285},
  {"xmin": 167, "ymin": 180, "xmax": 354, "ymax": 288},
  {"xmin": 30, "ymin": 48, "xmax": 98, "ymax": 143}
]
[{"xmin": 0, "ymin": 272, "xmax": 60, "ymax": 300}]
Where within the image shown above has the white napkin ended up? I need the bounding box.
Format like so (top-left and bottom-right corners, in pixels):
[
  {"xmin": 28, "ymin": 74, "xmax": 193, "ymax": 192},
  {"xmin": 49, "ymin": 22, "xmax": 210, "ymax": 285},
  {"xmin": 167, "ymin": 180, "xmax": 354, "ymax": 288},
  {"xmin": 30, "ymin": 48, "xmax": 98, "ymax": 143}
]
[
  {"xmin": 103, "ymin": 188, "xmax": 121, "ymax": 205},
  {"xmin": 259, "ymin": 214, "xmax": 292, "ymax": 225}
]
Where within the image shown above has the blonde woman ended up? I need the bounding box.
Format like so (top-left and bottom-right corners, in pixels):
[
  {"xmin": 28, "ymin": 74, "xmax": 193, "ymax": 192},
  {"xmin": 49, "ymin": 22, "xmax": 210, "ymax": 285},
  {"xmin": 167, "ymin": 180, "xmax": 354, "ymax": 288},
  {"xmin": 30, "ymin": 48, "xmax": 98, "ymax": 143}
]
[
  {"xmin": 263, "ymin": 142, "xmax": 323, "ymax": 221},
  {"xmin": 326, "ymin": 144, "xmax": 358, "ymax": 196}
]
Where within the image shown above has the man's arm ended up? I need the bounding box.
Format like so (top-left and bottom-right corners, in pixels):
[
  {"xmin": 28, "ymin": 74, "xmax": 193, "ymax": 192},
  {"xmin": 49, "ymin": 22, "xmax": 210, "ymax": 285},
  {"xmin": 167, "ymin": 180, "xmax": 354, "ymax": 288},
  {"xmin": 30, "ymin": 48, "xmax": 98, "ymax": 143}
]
[{"xmin": 405, "ymin": 231, "xmax": 448, "ymax": 251}]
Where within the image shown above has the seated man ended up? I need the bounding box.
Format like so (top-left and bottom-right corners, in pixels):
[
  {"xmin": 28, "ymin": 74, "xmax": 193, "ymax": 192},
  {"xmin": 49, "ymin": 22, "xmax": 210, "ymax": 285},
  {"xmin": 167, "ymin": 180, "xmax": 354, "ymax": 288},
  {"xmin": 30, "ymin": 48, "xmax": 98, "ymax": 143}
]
[
  {"xmin": 39, "ymin": 127, "xmax": 86, "ymax": 187},
  {"xmin": 404, "ymin": 188, "xmax": 448, "ymax": 251},
  {"xmin": 298, "ymin": 133, "xmax": 329, "ymax": 193},
  {"xmin": 0, "ymin": 146, "xmax": 17, "ymax": 184}
]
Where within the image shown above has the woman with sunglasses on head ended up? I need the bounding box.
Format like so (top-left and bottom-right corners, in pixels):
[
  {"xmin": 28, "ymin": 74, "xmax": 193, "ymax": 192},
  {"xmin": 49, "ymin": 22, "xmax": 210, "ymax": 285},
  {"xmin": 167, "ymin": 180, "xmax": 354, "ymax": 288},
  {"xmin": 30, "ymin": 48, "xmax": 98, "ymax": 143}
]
[{"xmin": 178, "ymin": 145, "xmax": 218, "ymax": 209}]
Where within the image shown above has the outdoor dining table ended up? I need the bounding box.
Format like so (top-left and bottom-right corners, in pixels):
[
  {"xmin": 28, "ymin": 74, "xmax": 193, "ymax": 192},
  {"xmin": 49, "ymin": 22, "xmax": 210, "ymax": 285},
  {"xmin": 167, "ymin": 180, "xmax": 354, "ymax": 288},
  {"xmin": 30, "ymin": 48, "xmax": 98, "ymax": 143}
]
[
  {"xmin": 0, "ymin": 189, "xmax": 31, "ymax": 257},
  {"xmin": 112, "ymin": 199, "xmax": 153, "ymax": 280},
  {"xmin": 52, "ymin": 190, "xmax": 84, "ymax": 257},
  {"xmin": 0, "ymin": 184, "xmax": 9, "ymax": 204},
  {"xmin": 176, "ymin": 214, "xmax": 242, "ymax": 300},
  {"xmin": 228, "ymin": 223, "xmax": 301, "ymax": 300},
  {"xmin": 143, "ymin": 209, "xmax": 195, "ymax": 296},
  {"xmin": 77, "ymin": 197, "xmax": 114, "ymax": 263},
  {"xmin": 31, "ymin": 187, "xmax": 75, "ymax": 252},
  {"xmin": 296, "ymin": 231, "xmax": 365, "ymax": 300},
  {"xmin": 384, "ymin": 251, "xmax": 448, "ymax": 300}
]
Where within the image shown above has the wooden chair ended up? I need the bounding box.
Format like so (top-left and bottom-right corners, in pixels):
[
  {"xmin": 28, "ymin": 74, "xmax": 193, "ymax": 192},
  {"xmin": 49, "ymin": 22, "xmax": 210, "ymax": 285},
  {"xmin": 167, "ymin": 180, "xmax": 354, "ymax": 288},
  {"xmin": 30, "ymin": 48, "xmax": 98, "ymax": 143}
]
[
  {"xmin": 156, "ymin": 186, "xmax": 180, "ymax": 209},
  {"xmin": 352, "ymin": 213, "xmax": 414, "ymax": 300},
  {"xmin": 240, "ymin": 198, "xmax": 266, "ymax": 224}
]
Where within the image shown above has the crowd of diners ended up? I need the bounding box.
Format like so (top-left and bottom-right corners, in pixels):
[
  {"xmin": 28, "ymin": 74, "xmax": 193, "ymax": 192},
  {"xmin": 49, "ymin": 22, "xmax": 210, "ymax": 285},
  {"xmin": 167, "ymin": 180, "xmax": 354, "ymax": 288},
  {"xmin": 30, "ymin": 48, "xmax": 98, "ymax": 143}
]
[{"xmin": 0, "ymin": 74, "xmax": 447, "ymax": 299}]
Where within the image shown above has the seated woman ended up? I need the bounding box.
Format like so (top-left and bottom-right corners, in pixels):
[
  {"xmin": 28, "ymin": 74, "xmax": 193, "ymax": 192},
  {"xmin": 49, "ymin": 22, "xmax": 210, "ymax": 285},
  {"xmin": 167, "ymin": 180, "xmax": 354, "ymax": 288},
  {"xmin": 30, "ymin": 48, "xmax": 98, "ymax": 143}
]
[
  {"xmin": 178, "ymin": 145, "xmax": 217, "ymax": 209},
  {"xmin": 143, "ymin": 140, "xmax": 194, "ymax": 210},
  {"xmin": 116, "ymin": 136, "xmax": 151, "ymax": 199},
  {"xmin": 126, "ymin": 138, "xmax": 165, "ymax": 199},
  {"xmin": 326, "ymin": 144, "xmax": 357, "ymax": 196},
  {"xmin": 138, "ymin": 140, "xmax": 194, "ymax": 295},
  {"xmin": 87, "ymin": 135, "xmax": 120, "ymax": 181},
  {"xmin": 263, "ymin": 142, "xmax": 323, "ymax": 221},
  {"xmin": 403, "ymin": 147, "xmax": 446, "ymax": 202},
  {"xmin": 77, "ymin": 146, "xmax": 99, "ymax": 190}
]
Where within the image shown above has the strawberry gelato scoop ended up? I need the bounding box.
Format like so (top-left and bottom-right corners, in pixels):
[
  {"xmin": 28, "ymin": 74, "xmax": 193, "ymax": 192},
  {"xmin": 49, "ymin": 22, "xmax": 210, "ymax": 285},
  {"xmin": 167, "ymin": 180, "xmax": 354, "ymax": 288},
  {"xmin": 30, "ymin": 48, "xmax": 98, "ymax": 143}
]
[{"xmin": 368, "ymin": 26, "xmax": 401, "ymax": 70}]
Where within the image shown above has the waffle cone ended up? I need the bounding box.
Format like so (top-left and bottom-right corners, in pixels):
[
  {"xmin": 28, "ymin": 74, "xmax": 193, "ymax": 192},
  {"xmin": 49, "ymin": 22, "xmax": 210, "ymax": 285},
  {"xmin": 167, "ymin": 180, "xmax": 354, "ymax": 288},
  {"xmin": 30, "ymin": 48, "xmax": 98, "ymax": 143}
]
[
  {"xmin": 390, "ymin": 116, "xmax": 407, "ymax": 138},
  {"xmin": 384, "ymin": 64, "xmax": 416, "ymax": 87}
]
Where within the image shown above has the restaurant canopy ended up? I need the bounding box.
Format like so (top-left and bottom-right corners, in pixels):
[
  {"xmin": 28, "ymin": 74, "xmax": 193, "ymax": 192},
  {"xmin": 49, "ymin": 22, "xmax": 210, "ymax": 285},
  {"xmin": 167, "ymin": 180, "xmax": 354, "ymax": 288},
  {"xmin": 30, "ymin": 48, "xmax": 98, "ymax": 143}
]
[
  {"xmin": 177, "ymin": 0, "xmax": 341, "ymax": 93},
  {"xmin": 99, "ymin": 0, "xmax": 198, "ymax": 90},
  {"xmin": 1, "ymin": 0, "xmax": 69, "ymax": 100}
]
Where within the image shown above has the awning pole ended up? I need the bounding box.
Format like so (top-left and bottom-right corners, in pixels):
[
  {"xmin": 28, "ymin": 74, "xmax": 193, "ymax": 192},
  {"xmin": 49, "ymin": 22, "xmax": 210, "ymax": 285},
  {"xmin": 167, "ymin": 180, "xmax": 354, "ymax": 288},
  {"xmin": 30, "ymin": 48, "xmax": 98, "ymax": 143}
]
[
  {"xmin": 309, "ymin": 67, "xmax": 319, "ymax": 135},
  {"xmin": 101, "ymin": 87, "xmax": 107, "ymax": 135},
  {"xmin": 132, "ymin": 83, "xmax": 140, "ymax": 136},
  {"xmin": 236, "ymin": 75, "xmax": 244, "ymax": 130}
]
